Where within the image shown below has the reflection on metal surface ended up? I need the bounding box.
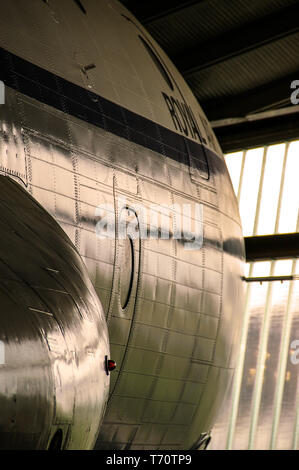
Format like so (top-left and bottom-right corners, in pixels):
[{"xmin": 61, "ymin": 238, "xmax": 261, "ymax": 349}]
[
  {"xmin": 225, "ymin": 141, "xmax": 299, "ymax": 236},
  {"xmin": 0, "ymin": 176, "xmax": 110, "ymax": 449}
]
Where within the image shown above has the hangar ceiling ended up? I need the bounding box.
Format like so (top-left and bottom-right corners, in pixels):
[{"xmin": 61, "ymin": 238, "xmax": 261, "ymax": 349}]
[{"xmin": 120, "ymin": 0, "xmax": 299, "ymax": 152}]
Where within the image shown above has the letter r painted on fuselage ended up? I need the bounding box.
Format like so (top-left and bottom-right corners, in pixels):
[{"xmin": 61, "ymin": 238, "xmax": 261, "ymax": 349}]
[{"xmin": 162, "ymin": 91, "xmax": 202, "ymax": 142}]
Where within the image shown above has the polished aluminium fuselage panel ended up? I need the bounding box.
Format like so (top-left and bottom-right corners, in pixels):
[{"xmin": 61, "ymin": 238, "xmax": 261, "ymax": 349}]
[
  {"xmin": 0, "ymin": 0, "xmax": 245, "ymax": 449},
  {"xmin": 0, "ymin": 175, "xmax": 110, "ymax": 449}
]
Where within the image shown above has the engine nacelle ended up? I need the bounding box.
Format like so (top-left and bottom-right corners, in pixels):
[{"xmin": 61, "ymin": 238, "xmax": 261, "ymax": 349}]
[{"xmin": 0, "ymin": 176, "xmax": 110, "ymax": 449}]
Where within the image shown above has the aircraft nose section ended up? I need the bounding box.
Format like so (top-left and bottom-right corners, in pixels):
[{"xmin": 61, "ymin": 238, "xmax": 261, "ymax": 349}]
[{"xmin": 0, "ymin": 176, "xmax": 110, "ymax": 449}]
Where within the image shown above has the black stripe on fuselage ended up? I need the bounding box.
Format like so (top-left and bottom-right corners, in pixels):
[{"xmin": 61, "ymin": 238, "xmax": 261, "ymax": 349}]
[
  {"xmin": 0, "ymin": 46, "xmax": 220, "ymax": 173},
  {"xmin": 0, "ymin": 47, "xmax": 244, "ymax": 260}
]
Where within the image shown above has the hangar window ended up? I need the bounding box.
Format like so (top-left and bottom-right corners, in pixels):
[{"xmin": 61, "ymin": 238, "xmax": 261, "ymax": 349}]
[
  {"xmin": 139, "ymin": 35, "xmax": 174, "ymax": 91},
  {"xmin": 210, "ymin": 140, "xmax": 299, "ymax": 451},
  {"xmin": 225, "ymin": 142, "xmax": 298, "ymax": 236}
]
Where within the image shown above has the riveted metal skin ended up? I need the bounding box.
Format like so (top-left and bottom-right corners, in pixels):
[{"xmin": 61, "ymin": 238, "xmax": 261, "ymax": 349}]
[
  {"xmin": 0, "ymin": 0, "xmax": 245, "ymax": 450},
  {"xmin": 0, "ymin": 176, "xmax": 110, "ymax": 449}
]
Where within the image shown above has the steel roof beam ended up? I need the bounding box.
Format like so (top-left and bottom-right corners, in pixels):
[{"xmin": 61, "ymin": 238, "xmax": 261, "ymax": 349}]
[
  {"xmin": 173, "ymin": 3, "xmax": 299, "ymax": 77},
  {"xmin": 120, "ymin": 0, "xmax": 201, "ymax": 25},
  {"xmin": 214, "ymin": 110, "xmax": 299, "ymax": 152},
  {"xmin": 201, "ymin": 71, "xmax": 299, "ymax": 121},
  {"xmin": 245, "ymin": 234, "xmax": 299, "ymax": 262}
]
